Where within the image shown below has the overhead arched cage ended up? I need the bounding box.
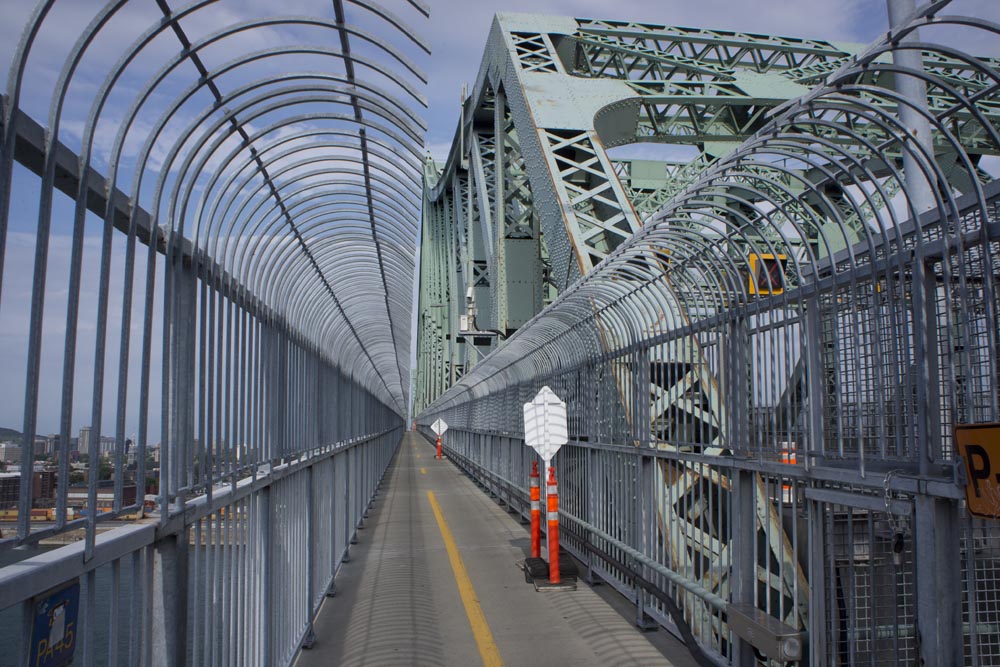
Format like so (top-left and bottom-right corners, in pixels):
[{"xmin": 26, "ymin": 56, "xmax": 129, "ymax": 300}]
[
  {"xmin": 0, "ymin": 1, "xmax": 426, "ymax": 664},
  {"xmin": 417, "ymin": 3, "xmax": 1000, "ymax": 664}
]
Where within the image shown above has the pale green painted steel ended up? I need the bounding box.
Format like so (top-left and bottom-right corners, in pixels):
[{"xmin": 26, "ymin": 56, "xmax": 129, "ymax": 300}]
[
  {"xmin": 414, "ymin": 7, "xmax": 1000, "ymax": 411},
  {"xmin": 415, "ymin": 15, "xmax": 865, "ymax": 415},
  {"xmin": 417, "ymin": 3, "xmax": 1000, "ymax": 665}
]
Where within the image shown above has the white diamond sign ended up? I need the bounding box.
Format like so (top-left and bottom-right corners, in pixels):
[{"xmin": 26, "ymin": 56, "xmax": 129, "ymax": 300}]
[
  {"xmin": 523, "ymin": 386, "xmax": 567, "ymax": 466},
  {"xmin": 431, "ymin": 418, "xmax": 448, "ymax": 436}
]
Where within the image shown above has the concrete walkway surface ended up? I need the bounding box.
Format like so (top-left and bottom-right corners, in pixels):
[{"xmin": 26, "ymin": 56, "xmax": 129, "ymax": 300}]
[{"xmin": 295, "ymin": 432, "xmax": 699, "ymax": 667}]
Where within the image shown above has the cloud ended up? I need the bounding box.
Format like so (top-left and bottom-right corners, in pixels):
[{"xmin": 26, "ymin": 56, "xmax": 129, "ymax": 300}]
[
  {"xmin": 4, "ymin": 0, "xmax": 998, "ymax": 425},
  {"xmin": 0, "ymin": 222, "xmax": 163, "ymax": 441},
  {"xmin": 424, "ymin": 140, "xmax": 455, "ymax": 162}
]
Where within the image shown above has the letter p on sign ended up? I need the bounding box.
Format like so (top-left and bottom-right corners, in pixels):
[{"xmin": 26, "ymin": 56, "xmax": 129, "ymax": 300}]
[{"xmin": 957, "ymin": 423, "xmax": 1000, "ymax": 518}]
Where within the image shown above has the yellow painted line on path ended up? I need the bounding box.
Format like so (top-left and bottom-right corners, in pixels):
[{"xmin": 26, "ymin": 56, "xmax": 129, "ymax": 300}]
[
  {"xmin": 426, "ymin": 491, "xmax": 503, "ymax": 667},
  {"xmin": 421, "ymin": 468, "xmax": 427, "ymax": 474}
]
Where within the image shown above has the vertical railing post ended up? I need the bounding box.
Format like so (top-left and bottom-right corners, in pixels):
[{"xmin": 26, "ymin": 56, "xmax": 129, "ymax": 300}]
[
  {"xmin": 341, "ymin": 449, "xmax": 351, "ymax": 562},
  {"xmin": 912, "ymin": 258, "xmax": 962, "ymax": 664},
  {"xmin": 350, "ymin": 447, "xmax": 359, "ymax": 546},
  {"xmin": 303, "ymin": 465, "xmax": 316, "ymax": 649},
  {"xmin": 160, "ymin": 236, "xmax": 196, "ymax": 530},
  {"xmin": 260, "ymin": 486, "xmax": 273, "ymax": 667},
  {"xmin": 804, "ymin": 295, "xmax": 825, "ymax": 465},
  {"xmin": 634, "ymin": 349, "xmax": 651, "ymax": 447},
  {"xmin": 150, "ymin": 232, "xmax": 198, "ymax": 666},
  {"xmin": 804, "ymin": 292, "xmax": 830, "ymax": 658},
  {"xmin": 914, "ymin": 495, "xmax": 963, "ymax": 664},
  {"xmin": 731, "ymin": 469, "xmax": 757, "ymax": 667},
  {"xmin": 585, "ymin": 447, "xmax": 596, "ymax": 585},
  {"xmin": 807, "ymin": 498, "xmax": 828, "ymax": 660},
  {"xmin": 329, "ymin": 451, "xmax": 339, "ymax": 596},
  {"xmin": 152, "ymin": 529, "xmax": 189, "ymax": 667},
  {"xmin": 725, "ymin": 315, "xmax": 757, "ymax": 665},
  {"xmin": 634, "ymin": 452, "xmax": 655, "ymax": 628}
]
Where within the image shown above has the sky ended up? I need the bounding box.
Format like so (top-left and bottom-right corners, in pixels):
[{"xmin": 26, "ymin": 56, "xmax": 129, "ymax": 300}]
[
  {"xmin": 422, "ymin": 0, "xmax": 887, "ymax": 160},
  {"xmin": 0, "ymin": 0, "xmax": 997, "ymax": 440},
  {"xmin": 421, "ymin": 0, "xmax": 1000, "ymax": 159}
]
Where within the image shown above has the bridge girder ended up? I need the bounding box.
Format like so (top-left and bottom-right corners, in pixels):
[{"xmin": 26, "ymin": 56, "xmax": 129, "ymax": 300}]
[
  {"xmin": 417, "ymin": 5, "xmax": 1000, "ymax": 660},
  {"xmin": 417, "ymin": 12, "xmax": 858, "ymax": 645}
]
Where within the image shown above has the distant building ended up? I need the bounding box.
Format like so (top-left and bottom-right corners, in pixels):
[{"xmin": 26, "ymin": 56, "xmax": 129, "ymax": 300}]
[
  {"xmin": 0, "ymin": 442, "xmax": 20, "ymax": 464},
  {"xmin": 67, "ymin": 482, "xmax": 137, "ymax": 510},
  {"xmin": 79, "ymin": 426, "xmax": 92, "ymax": 457},
  {"xmin": 0, "ymin": 470, "xmax": 58, "ymax": 508},
  {"xmin": 53, "ymin": 448, "xmax": 81, "ymax": 465},
  {"xmin": 32, "ymin": 470, "xmax": 56, "ymax": 501},
  {"xmin": 0, "ymin": 473, "xmax": 18, "ymax": 508},
  {"xmin": 99, "ymin": 436, "xmax": 116, "ymax": 458}
]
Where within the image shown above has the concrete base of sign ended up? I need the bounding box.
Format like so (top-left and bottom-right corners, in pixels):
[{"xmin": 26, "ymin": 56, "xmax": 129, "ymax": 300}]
[
  {"xmin": 522, "ymin": 555, "xmax": 578, "ymax": 591},
  {"xmin": 532, "ymin": 578, "xmax": 578, "ymax": 592}
]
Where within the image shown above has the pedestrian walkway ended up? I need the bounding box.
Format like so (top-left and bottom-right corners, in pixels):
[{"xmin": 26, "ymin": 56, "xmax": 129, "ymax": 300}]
[{"xmin": 296, "ymin": 432, "xmax": 697, "ymax": 667}]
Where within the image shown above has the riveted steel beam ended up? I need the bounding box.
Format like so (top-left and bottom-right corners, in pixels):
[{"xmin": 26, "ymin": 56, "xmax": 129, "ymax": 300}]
[{"xmin": 418, "ymin": 4, "xmax": 1000, "ymax": 664}]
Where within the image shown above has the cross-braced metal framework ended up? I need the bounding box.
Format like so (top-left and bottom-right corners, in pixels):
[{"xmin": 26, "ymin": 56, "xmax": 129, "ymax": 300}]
[
  {"xmin": 0, "ymin": 1, "xmax": 426, "ymax": 664},
  {"xmin": 418, "ymin": 3, "xmax": 1000, "ymax": 665},
  {"xmin": 415, "ymin": 13, "xmax": 870, "ymax": 411}
]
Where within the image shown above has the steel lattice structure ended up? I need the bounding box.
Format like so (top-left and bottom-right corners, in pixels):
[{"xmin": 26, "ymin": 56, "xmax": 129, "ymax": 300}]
[
  {"xmin": 0, "ymin": 1, "xmax": 425, "ymax": 664},
  {"xmin": 415, "ymin": 13, "xmax": 868, "ymax": 406},
  {"xmin": 418, "ymin": 2, "xmax": 1000, "ymax": 665}
]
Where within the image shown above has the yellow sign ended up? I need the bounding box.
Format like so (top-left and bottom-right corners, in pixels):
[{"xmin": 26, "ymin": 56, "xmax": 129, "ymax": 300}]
[
  {"xmin": 747, "ymin": 253, "xmax": 787, "ymax": 296},
  {"xmin": 957, "ymin": 423, "xmax": 1000, "ymax": 518}
]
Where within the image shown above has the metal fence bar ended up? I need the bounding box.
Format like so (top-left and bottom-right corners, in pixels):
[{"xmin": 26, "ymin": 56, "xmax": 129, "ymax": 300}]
[
  {"xmin": 418, "ymin": 7, "xmax": 1000, "ymax": 664},
  {"xmin": 0, "ymin": 2, "xmax": 424, "ymax": 664},
  {"xmin": 0, "ymin": 430, "xmax": 399, "ymax": 663}
]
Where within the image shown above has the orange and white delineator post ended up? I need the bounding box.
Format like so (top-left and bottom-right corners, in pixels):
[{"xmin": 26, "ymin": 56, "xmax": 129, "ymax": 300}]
[
  {"xmin": 546, "ymin": 466, "xmax": 560, "ymax": 584},
  {"xmin": 436, "ymin": 435, "xmax": 442, "ymax": 459},
  {"xmin": 529, "ymin": 462, "xmax": 541, "ymax": 558},
  {"xmin": 780, "ymin": 444, "xmax": 796, "ymax": 501}
]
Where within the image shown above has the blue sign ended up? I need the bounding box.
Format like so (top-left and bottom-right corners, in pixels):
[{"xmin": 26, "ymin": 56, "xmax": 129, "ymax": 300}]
[{"xmin": 29, "ymin": 579, "xmax": 80, "ymax": 667}]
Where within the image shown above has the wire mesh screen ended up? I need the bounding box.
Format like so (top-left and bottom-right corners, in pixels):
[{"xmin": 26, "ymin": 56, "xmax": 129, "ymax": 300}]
[{"xmin": 418, "ymin": 4, "xmax": 1000, "ymax": 665}]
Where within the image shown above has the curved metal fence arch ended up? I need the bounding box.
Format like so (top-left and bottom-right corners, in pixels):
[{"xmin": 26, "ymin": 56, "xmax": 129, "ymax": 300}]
[
  {"xmin": 0, "ymin": 0, "xmax": 426, "ymax": 664},
  {"xmin": 419, "ymin": 4, "xmax": 1000, "ymax": 665}
]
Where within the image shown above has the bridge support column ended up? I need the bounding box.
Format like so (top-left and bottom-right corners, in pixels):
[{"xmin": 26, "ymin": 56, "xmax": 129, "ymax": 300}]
[{"xmin": 152, "ymin": 530, "xmax": 189, "ymax": 667}]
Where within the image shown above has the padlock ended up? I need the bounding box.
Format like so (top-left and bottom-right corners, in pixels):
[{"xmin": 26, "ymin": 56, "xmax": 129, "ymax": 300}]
[{"xmin": 892, "ymin": 531, "xmax": 905, "ymax": 567}]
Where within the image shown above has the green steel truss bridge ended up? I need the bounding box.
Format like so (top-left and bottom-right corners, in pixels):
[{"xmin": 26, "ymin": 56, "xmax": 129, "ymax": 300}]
[
  {"xmin": 0, "ymin": 0, "xmax": 999, "ymax": 665},
  {"xmin": 417, "ymin": 3, "xmax": 1000, "ymax": 665}
]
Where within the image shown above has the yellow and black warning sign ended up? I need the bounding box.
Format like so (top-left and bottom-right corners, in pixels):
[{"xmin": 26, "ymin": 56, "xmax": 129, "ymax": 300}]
[
  {"xmin": 748, "ymin": 253, "xmax": 787, "ymax": 296},
  {"xmin": 957, "ymin": 423, "xmax": 1000, "ymax": 518}
]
